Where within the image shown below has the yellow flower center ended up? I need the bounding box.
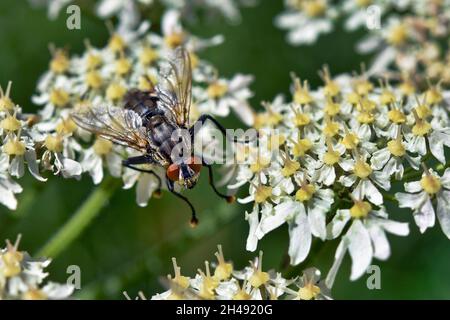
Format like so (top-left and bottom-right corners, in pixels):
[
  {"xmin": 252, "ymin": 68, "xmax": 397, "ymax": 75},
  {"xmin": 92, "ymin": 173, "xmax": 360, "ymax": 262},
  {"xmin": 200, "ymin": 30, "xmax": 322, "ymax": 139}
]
[
  {"xmin": 415, "ymin": 104, "xmax": 431, "ymax": 119},
  {"xmin": 323, "ymin": 119, "xmax": 340, "ymax": 137},
  {"xmin": 56, "ymin": 118, "xmax": 77, "ymax": 135},
  {"xmin": 324, "ymin": 101, "xmax": 340, "ymax": 116},
  {"xmin": 380, "ymin": 90, "xmax": 395, "ymax": 105},
  {"xmin": 399, "ymin": 80, "xmax": 416, "ymax": 95},
  {"xmin": 106, "ymin": 83, "xmax": 127, "ymax": 101},
  {"xmin": 23, "ymin": 289, "xmax": 47, "ymax": 300},
  {"xmin": 291, "ymin": 138, "xmax": 312, "ymax": 157},
  {"xmin": 254, "ymin": 186, "xmax": 272, "ymax": 204},
  {"xmin": 387, "ymin": 139, "xmax": 405, "ymax": 157},
  {"xmin": 420, "ymin": 175, "xmax": 441, "ymax": 195},
  {"xmin": 250, "ymin": 157, "xmax": 270, "ymax": 173},
  {"xmin": 3, "ymin": 139, "xmax": 26, "ymax": 156},
  {"xmin": 323, "ymin": 81, "xmax": 340, "ymax": 97},
  {"xmin": 294, "ymin": 112, "xmax": 311, "ymax": 127},
  {"xmin": 233, "ymin": 289, "xmax": 251, "ymax": 300},
  {"xmin": 214, "ymin": 246, "xmax": 233, "ymax": 281},
  {"xmin": 346, "ymin": 92, "xmax": 360, "ymax": 105},
  {"xmin": 93, "ymin": 137, "xmax": 113, "ymax": 155},
  {"xmin": 189, "ymin": 52, "xmax": 199, "ymax": 69},
  {"xmin": 165, "ymin": 32, "xmax": 184, "ymax": 48},
  {"xmin": 0, "ymin": 96, "xmax": 14, "ymax": 111},
  {"xmin": 412, "ymin": 119, "xmax": 431, "ymax": 136},
  {"xmin": 86, "ymin": 53, "xmax": 102, "ymax": 70},
  {"xmin": 302, "ymin": 0, "xmax": 326, "ymax": 17},
  {"xmin": 424, "ymin": 88, "xmax": 443, "ymax": 105},
  {"xmin": 354, "ymin": 159, "xmax": 372, "ymax": 179},
  {"xmin": 358, "ymin": 98, "xmax": 376, "ymax": 111},
  {"xmin": 115, "ymin": 57, "xmax": 131, "ymax": 75},
  {"xmin": 388, "ymin": 109, "xmax": 406, "ymax": 124},
  {"xmin": 85, "ymin": 71, "xmax": 103, "ymax": 89},
  {"xmin": 249, "ymin": 270, "xmax": 270, "ymax": 288},
  {"xmin": 1, "ymin": 250, "xmax": 23, "ymax": 277},
  {"xmin": 355, "ymin": 80, "xmax": 373, "ymax": 96},
  {"xmin": 298, "ymin": 283, "xmax": 321, "ymax": 300},
  {"xmin": 387, "ymin": 24, "xmax": 408, "ymax": 46},
  {"xmin": 323, "ymin": 149, "xmax": 340, "ymax": 166},
  {"xmin": 341, "ymin": 132, "xmax": 359, "ymax": 150},
  {"xmin": 138, "ymin": 75, "xmax": 157, "ymax": 91},
  {"xmin": 350, "ymin": 200, "xmax": 372, "ymax": 219},
  {"xmin": 295, "ymin": 184, "xmax": 316, "ymax": 202},
  {"xmin": 139, "ymin": 47, "xmax": 159, "ymax": 66},
  {"xmin": 207, "ymin": 82, "xmax": 228, "ymax": 99},
  {"xmin": 50, "ymin": 51, "xmax": 69, "ymax": 73},
  {"xmin": 355, "ymin": 0, "xmax": 372, "ymax": 7},
  {"xmin": 44, "ymin": 135, "xmax": 63, "ymax": 153},
  {"xmin": 294, "ymin": 88, "xmax": 313, "ymax": 105},
  {"xmin": 108, "ymin": 34, "xmax": 125, "ymax": 52},
  {"xmin": 0, "ymin": 115, "xmax": 21, "ymax": 131},
  {"xmin": 50, "ymin": 89, "xmax": 69, "ymax": 107},
  {"xmin": 281, "ymin": 158, "xmax": 300, "ymax": 177},
  {"xmin": 357, "ymin": 111, "xmax": 374, "ymax": 124}
]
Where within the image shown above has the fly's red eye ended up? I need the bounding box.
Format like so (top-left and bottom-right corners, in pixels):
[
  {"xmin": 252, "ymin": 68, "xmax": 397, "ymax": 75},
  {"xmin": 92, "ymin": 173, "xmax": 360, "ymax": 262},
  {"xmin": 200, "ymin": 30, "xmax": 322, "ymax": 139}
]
[
  {"xmin": 167, "ymin": 163, "xmax": 180, "ymax": 181},
  {"xmin": 187, "ymin": 156, "xmax": 202, "ymax": 174}
]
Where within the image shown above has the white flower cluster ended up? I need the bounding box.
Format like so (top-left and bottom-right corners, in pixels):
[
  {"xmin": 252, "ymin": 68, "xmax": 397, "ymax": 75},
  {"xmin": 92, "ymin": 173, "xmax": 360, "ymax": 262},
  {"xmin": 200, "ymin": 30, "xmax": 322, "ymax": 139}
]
[
  {"xmin": 150, "ymin": 245, "xmax": 331, "ymax": 300},
  {"xmin": 275, "ymin": 0, "xmax": 450, "ymax": 66},
  {"xmin": 29, "ymin": 0, "xmax": 256, "ymax": 28},
  {"xmin": 230, "ymin": 69, "xmax": 450, "ymax": 285},
  {"xmin": 358, "ymin": 1, "xmax": 450, "ymax": 81},
  {"xmin": 0, "ymin": 235, "xmax": 73, "ymax": 300},
  {"xmin": 0, "ymin": 11, "xmax": 254, "ymax": 210}
]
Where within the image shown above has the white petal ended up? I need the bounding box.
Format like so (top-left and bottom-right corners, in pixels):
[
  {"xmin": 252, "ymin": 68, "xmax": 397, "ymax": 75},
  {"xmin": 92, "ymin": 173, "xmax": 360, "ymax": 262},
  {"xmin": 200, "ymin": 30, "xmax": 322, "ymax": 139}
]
[
  {"xmin": 60, "ymin": 156, "xmax": 82, "ymax": 178},
  {"xmin": 24, "ymin": 150, "xmax": 47, "ymax": 181},
  {"xmin": 415, "ymin": 197, "xmax": 436, "ymax": 233},
  {"xmin": 368, "ymin": 225, "xmax": 390, "ymax": 260},
  {"xmin": 0, "ymin": 185, "xmax": 18, "ymax": 210},
  {"xmin": 288, "ymin": 205, "xmax": 312, "ymax": 265},
  {"xmin": 325, "ymin": 240, "xmax": 347, "ymax": 289},
  {"xmin": 347, "ymin": 220, "xmax": 373, "ymax": 281},
  {"xmin": 326, "ymin": 209, "xmax": 351, "ymax": 239},
  {"xmin": 437, "ymin": 191, "xmax": 450, "ymax": 239},
  {"xmin": 256, "ymin": 201, "xmax": 295, "ymax": 238},
  {"xmin": 245, "ymin": 207, "xmax": 260, "ymax": 252},
  {"xmin": 429, "ymin": 132, "xmax": 445, "ymax": 164},
  {"xmin": 135, "ymin": 174, "xmax": 158, "ymax": 207}
]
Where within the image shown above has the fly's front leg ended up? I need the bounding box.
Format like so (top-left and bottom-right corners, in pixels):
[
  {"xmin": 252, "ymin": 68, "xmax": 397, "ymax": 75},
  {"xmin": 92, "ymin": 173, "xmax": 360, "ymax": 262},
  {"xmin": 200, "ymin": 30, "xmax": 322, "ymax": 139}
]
[
  {"xmin": 203, "ymin": 161, "xmax": 235, "ymax": 203},
  {"xmin": 166, "ymin": 178, "xmax": 198, "ymax": 227},
  {"xmin": 191, "ymin": 114, "xmax": 257, "ymax": 143},
  {"xmin": 122, "ymin": 155, "xmax": 162, "ymax": 196}
]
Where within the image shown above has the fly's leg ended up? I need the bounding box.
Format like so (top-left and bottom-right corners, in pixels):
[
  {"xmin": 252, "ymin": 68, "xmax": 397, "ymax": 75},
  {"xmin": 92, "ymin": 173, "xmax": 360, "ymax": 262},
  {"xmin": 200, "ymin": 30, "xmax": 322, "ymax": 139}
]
[
  {"xmin": 122, "ymin": 155, "xmax": 162, "ymax": 197},
  {"xmin": 166, "ymin": 178, "xmax": 198, "ymax": 227},
  {"xmin": 203, "ymin": 161, "xmax": 235, "ymax": 203},
  {"xmin": 191, "ymin": 114, "xmax": 257, "ymax": 143}
]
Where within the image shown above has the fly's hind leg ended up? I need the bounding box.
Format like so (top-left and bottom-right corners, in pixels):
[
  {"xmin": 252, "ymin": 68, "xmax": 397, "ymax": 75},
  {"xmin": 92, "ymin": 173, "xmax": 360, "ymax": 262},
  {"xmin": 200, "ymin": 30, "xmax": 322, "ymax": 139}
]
[
  {"xmin": 166, "ymin": 179, "xmax": 198, "ymax": 227},
  {"xmin": 203, "ymin": 161, "xmax": 235, "ymax": 203},
  {"xmin": 122, "ymin": 155, "xmax": 162, "ymax": 197}
]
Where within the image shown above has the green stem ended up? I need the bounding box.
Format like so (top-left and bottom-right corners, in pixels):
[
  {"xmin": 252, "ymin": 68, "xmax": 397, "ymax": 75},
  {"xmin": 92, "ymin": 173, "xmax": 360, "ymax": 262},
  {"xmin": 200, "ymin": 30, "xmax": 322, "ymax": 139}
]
[{"xmin": 37, "ymin": 176, "xmax": 119, "ymax": 258}]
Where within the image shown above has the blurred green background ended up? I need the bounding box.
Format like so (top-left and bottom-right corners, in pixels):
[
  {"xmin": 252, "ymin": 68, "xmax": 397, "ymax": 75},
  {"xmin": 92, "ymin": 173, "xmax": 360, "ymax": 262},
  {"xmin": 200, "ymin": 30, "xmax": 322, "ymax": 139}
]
[{"xmin": 0, "ymin": 0, "xmax": 449, "ymax": 299}]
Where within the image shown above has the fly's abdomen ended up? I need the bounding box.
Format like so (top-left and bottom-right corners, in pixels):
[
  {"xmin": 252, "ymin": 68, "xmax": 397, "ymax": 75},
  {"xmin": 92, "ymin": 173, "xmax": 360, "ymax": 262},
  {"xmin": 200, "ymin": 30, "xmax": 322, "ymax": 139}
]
[
  {"xmin": 147, "ymin": 116, "xmax": 178, "ymax": 160},
  {"xmin": 123, "ymin": 89, "xmax": 158, "ymax": 122}
]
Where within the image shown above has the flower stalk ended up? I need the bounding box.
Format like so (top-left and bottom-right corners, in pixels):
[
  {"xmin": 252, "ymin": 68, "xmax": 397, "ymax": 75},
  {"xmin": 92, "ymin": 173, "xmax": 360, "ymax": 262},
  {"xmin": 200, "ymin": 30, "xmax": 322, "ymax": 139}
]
[{"xmin": 37, "ymin": 176, "xmax": 120, "ymax": 258}]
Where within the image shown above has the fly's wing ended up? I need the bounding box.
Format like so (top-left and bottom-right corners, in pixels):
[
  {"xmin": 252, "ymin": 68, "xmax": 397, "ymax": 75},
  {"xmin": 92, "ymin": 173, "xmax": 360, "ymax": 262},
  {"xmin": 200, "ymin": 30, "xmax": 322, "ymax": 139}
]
[
  {"xmin": 156, "ymin": 47, "xmax": 192, "ymax": 127},
  {"xmin": 71, "ymin": 106, "xmax": 149, "ymax": 152}
]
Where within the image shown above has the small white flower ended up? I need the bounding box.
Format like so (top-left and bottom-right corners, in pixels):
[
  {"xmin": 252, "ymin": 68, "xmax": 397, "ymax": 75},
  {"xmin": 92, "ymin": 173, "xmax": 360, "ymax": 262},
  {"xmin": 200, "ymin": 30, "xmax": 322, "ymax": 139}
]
[{"xmin": 396, "ymin": 168, "xmax": 450, "ymax": 238}]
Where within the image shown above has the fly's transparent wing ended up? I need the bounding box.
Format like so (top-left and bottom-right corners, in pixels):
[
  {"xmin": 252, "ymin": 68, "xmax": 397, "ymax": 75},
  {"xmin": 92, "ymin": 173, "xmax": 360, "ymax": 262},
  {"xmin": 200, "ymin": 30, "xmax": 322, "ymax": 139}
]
[
  {"xmin": 71, "ymin": 106, "xmax": 149, "ymax": 152},
  {"xmin": 156, "ymin": 47, "xmax": 192, "ymax": 126}
]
